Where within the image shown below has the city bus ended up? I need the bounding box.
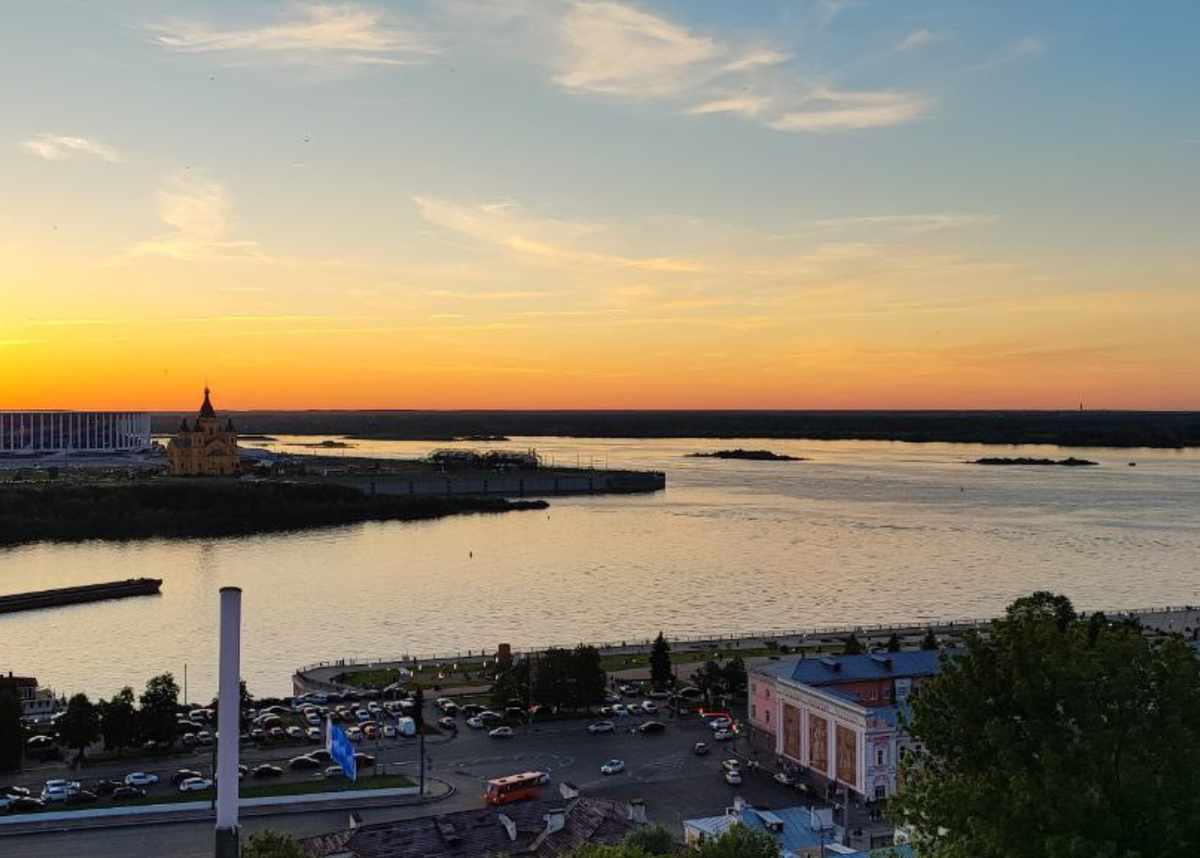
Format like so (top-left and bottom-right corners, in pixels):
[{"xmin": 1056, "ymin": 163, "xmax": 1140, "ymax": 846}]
[{"xmin": 483, "ymin": 771, "xmax": 550, "ymax": 805}]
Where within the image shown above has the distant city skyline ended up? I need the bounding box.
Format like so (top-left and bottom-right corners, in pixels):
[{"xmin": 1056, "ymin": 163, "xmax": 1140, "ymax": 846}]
[{"xmin": 2, "ymin": 1, "xmax": 1198, "ymax": 410}]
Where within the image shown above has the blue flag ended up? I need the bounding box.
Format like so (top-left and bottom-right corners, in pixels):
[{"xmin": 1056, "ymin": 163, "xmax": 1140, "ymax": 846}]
[{"xmin": 326, "ymin": 720, "xmax": 357, "ymax": 783}]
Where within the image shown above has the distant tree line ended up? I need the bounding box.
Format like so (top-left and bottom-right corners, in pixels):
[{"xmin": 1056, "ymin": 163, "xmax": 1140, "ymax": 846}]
[{"xmin": 150, "ymin": 409, "xmax": 1200, "ymax": 449}]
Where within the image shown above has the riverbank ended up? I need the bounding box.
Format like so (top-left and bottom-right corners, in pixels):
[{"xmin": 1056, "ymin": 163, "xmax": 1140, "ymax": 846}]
[{"xmin": 0, "ymin": 481, "xmax": 548, "ymax": 547}]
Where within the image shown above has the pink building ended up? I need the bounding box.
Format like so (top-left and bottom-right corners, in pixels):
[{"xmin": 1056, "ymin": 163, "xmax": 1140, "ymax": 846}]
[{"xmin": 749, "ymin": 651, "xmax": 941, "ymax": 801}]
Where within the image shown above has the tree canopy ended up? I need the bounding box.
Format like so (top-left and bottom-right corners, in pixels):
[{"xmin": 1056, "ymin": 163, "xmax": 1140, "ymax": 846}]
[
  {"xmin": 241, "ymin": 829, "xmax": 310, "ymax": 858},
  {"xmin": 893, "ymin": 591, "xmax": 1200, "ymax": 858},
  {"xmin": 650, "ymin": 632, "xmax": 673, "ymax": 689},
  {"xmin": 0, "ymin": 689, "xmax": 23, "ymax": 771},
  {"xmin": 58, "ymin": 693, "xmax": 100, "ymax": 761},
  {"xmin": 99, "ymin": 686, "xmax": 137, "ymax": 755},
  {"xmin": 139, "ymin": 673, "xmax": 180, "ymax": 746},
  {"xmin": 492, "ymin": 647, "xmax": 608, "ymax": 713},
  {"xmin": 695, "ymin": 824, "xmax": 780, "ymax": 858}
]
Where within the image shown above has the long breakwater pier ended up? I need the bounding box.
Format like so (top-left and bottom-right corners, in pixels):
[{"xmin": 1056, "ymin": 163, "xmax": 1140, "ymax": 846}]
[{"xmin": 293, "ymin": 604, "xmax": 1200, "ymax": 695}]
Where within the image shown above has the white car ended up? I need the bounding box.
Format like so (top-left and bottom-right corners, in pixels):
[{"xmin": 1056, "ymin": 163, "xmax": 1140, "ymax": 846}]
[
  {"xmin": 587, "ymin": 721, "xmax": 616, "ymax": 734},
  {"xmin": 713, "ymin": 729, "xmax": 734, "ymax": 741},
  {"xmin": 43, "ymin": 779, "xmax": 80, "ymax": 793},
  {"xmin": 306, "ymin": 727, "xmax": 322, "ymax": 742},
  {"xmin": 40, "ymin": 787, "xmax": 70, "ymax": 802},
  {"xmin": 724, "ymin": 769, "xmax": 743, "ymax": 785},
  {"xmin": 124, "ymin": 772, "xmax": 158, "ymax": 787},
  {"xmin": 178, "ymin": 777, "xmax": 213, "ymax": 792},
  {"xmin": 709, "ymin": 717, "xmax": 732, "ymax": 731},
  {"xmin": 382, "ymin": 724, "xmax": 398, "ymax": 739},
  {"xmin": 642, "ymin": 701, "xmax": 658, "ymax": 713},
  {"xmin": 611, "ymin": 704, "xmax": 628, "ymax": 717},
  {"xmin": 466, "ymin": 716, "xmax": 485, "ymax": 729},
  {"xmin": 345, "ymin": 727, "xmax": 364, "ymax": 742},
  {"xmin": 721, "ymin": 759, "xmax": 741, "ymax": 773},
  {"xmin": 488, "ymin": 726, "xmax": 515, "ymax": 739},
  {"xmin": 286, "ymin": 726, "xmax": 304, "ymax": 739},
  {"xmin": 600, "ymin": 759, "xmax": 625, "ymax": 775}
]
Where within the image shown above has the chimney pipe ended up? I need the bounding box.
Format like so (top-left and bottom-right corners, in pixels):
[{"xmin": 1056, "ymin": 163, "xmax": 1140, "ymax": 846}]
[{"xmin": 215, "ymin": 587, "xmax": 242, "ymax": 858}]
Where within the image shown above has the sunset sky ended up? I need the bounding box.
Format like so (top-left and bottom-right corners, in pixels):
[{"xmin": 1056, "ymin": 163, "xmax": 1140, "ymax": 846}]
[{"xmin": 2, "ymin": 1, "xmax": 1198, "ymax": 410}]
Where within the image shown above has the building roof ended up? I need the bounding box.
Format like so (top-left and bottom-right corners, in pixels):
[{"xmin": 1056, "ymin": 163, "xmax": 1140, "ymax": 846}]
[
  {"xmin": 755, "ymin": 650, "xmax": 943, "ymax": 688},
  {"xmin": 0, "ymin": 672, "xmax": 38, "ymax": 690},
  {"xmin": 301, "ymin": 797, "xmax": 635, "ymax": 858},
  {"xmin": 198, "ymin": 387, "xmax": 216, "ymax": 419},
  {"xmin": 685, "ymin": 806, "xmax": 833, "ymax": 855}
]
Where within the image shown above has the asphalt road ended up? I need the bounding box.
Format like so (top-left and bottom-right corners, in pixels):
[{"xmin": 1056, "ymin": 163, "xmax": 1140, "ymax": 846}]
[{"xmin": 2, "ymin": 714, "xmax": 811, "ymax": 857}]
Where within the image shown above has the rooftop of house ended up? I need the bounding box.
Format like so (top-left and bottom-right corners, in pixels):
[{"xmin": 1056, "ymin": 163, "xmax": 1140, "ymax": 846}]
[
  {"xmin": 754, "ymin": 650, "xmax": 943, "ymax": 688},
  {"xmin": 685, "ymin": 805, "xmax": 834, "ymax": 854},
  {"xmin": 301, "ymin": 797, "xmax": 637, "ymax": 858}
]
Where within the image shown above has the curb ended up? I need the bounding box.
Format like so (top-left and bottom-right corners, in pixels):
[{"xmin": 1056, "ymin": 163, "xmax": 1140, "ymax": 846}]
[{"xmin": 0, "ymin": 779, "xmax": 456, "ymax": 839}]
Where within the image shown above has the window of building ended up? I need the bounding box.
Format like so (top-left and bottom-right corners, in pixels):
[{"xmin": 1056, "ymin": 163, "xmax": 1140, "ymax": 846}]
[
  {"xmin": 751, "ymin": 704, "xmax": 756, "ymax": 719},
  {"xmin": 766, "ymin": 710, "xmax": 771, "ymax": 724},
  {"xmin": 876, "ymin": 747, "xmax": 886, "ymax": 766},
  {"xmin": 868, "ymin": 689, "xmax": 877, "ymax": 701},
  {"xmin": 766, "ymin": 689, "xmax": 770, "ymax": 699},
  {"xmin": 875, "ymin": 785, "xmax": 887, "ymax": 800}
]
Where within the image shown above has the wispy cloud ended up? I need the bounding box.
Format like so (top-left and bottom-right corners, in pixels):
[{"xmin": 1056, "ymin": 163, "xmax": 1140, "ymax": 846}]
[
  {"xmin": 119, "ymin": 172, "xmax": 264, "ymax": 262},
  {"xmin": 546, "ymin": 1, "xmax": 926, "ymax": 132},
  {"xmin": 22, "ymin": 134, "xmax": 122, "ymax": 163},
  {"xmin": 900, "ymin": 28, "xmax": 936, "ymax": 51},
  {"xmin": 146, "ymin": 3, "xmax": 434, "ymax": 68},
  {"xmin": 414, "ymin": 195, "xmax": 704, "ymax": 273},
  {"xmin": 805, "ymin": 213, "xmax": 992, "ymax": 234}
]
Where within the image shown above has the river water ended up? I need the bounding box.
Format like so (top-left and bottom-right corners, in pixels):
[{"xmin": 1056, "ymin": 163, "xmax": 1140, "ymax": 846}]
[{"xmin": 2, "ymin": 437, "xmax": 1198, "ymax": 701}]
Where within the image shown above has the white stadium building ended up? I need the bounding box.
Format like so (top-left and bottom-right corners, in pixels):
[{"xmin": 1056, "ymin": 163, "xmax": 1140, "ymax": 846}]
[{"xmin": 0, "ymin": 411, "xmax": 152, "ymax": 455}]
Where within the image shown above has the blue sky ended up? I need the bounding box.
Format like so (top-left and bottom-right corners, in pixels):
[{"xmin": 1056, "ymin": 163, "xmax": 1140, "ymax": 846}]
[{"xmin": 1, "ymin": 1, "xmax": 1198, "ymax": 409}]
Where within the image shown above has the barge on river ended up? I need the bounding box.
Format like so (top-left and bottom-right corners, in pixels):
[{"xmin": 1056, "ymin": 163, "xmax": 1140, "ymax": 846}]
[{"xmin": 0, "ymin": 578, "xmax": 162, "ymax": 614}]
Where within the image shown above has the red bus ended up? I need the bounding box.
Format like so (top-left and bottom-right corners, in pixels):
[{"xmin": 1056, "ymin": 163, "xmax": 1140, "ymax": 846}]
[{"xmin": 483, "ymin": 771, "xmax": 550, "ymax": 805}]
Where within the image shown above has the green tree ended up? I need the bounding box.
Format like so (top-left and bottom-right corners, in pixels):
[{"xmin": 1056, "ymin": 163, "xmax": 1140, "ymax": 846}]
[
  {"xmin": 843, "ymin": 633, "xmax": 863, "ymax": 655},
  {"xmin": 696, "ymin": 824, "xmax": 779, "ymax": 858},
  {"xmin": 886, "ymin": 633, "xmax": 901, "ymax": 653},
  {"xmin": 491, "ymin": 658, "xmax": 530, "ymax": 712},
  {"xmin": 893, "ymin": 592, "xmax": 1200, "ymax": 858},
  {"xmin": 0, "ymin": 689, "xmax": 24, "ymax": 771},
  {"xmin": 241, "ymin": 829, "xmax": 309, "ymax": 858},
  {"xmin": 565, "ymin": 844, "xmax": 655, "ymax": 858},
  {"xmin": 572, "ymin": 644, "xmax": 608, "ymax": 710},
  {"xmin": 624, "ymin": 824, "xmax": 677, "ymax": 855},
  {"xmin": 691, "ymin": 659, "xmax": 723, "ymax": 706},
  {"xmin": 920, "ymin": 628, "xmax": 938, "ymax": 650},
  {"xmin": 58, "ymin": 693, "xmax": 101, "ymax": 762},
  {"xmin": 650, "ymin": 632, "xmax": 673, "ymax": 690},
  {"xmin": 99, "ymin": 687, "xmax": 137, "ymax": 756},
  {"xmin": 139, "ymin": 672, "xmax": 180, "ymax": 746},
  {"xmin": 720, "ymin": 657, "xmax": 747, "ymax": 698}
]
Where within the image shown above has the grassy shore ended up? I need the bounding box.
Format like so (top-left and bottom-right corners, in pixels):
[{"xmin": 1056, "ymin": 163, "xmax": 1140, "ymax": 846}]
[{"xmin": 0, "ymin": 480, "xmax": 548, "ymax": 547}]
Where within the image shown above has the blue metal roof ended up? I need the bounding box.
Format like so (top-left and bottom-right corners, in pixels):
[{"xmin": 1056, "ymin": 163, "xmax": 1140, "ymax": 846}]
[
  {"xmin": 740, "ymin": 806, "xmax": 829, "ymax": 852},
  {"xmin": 783, "ymin": 650, "xmax": 943, "ymax": 687}
]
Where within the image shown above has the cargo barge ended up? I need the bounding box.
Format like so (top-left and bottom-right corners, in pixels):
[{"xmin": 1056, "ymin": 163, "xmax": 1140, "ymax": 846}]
[{"xmin": 0, "ymin": 578, "xmax": 162, "ymax": 614}]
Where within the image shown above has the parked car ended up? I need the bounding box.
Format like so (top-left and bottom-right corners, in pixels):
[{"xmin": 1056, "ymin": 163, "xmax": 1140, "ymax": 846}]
[
  {"xmin": 170, "ymin": 769, "xmax": 203, "ymax": 786},
  {"xmin": 477, "ymin": 710, "xmax": 503, "ymax": 723},
  {"xmin": 649, "ymin": 690, "xmax": 670, "ymax": 700},
  {"xmin": 709, "ymin": 716, "xmax": 732, "ymax": 731},
  {"xmin": 288, "ymin": 755, "xmax": 322, "ymax": 770},
  {"xmin": 306, "ymin": 727, "xmax": 322, "ymax": 742},
  {"xmin": 587, "ymin": 721, "xmax": 616, "ymax": 734},
  {"xmin": 65, "ymin": 790, "xmax": 99, "ymax": 805},
  {"xmin": 721, "ymin": 759, "xmax": 741, "ymax": 773},
  {"xmin": 466, "ymin": 716, "xmax": 485, "ymax": 729},
  {"xmin": 43, "ymin": 779, "xmax": 81, "ymax": 793},
  {"xmin": 286, "ymin": 726, "xmax": 304, "ymax": 739},
  {"xmin": 325, "ymin": 765, "xmax": 347, "ymax": 778},
  {"xmin": 252, "ymin": 765, "xmax": 283, "ymax": 779},
  {"xmin": 5, "ymin": 796, "xmax": 45, "ymax": 813},
  {"xmin": 310, "ymin": 748, "xmax": 332, "ymax": 762},
  {"xmin": 642, "ymin": 701, "xmax": 658, "ymax": 713},
  {"xmin": 354, "ymin": 753, "xmax": 375, "ymax": 767},
  {"xmin": 382, "ymin": 724, "xmax": 397, "ymax": 739},
  {"xmin": 713, "ymin": 729, "xmax": 734, "ymax": 741},
  {"xmin": 638, "ymin": 721, "xmax": 667, "ymax": 734},
  {"xmin": 111, "ymin": 786, "xmax": 145, "ymax": 801},
  {"xmin": 40, "ymin": 787, "xmax": 70, "ymax": 803},
  {"xmin": 724, "ymin": 769, "xmax": 743, "ymax": 785},
  {"xmin": 460, "ymin": 704, "xmax": 485, "ymax": 717},
  {"xmin": 628, "ymin": 704, "xmax": 644, "ymax": 716},
  {"xmin": 611, "ymin": 704, "xmax": 628, "ymax": 717},
  {"xmin": 437, "ymin": 716, "xmax": 456, "ymax": 730},
  {"xmin": 488, "ymin": 726, "xmax": 515, "ymax": 739},
  {"xmin": 124, "ymin": 772, "xmax": 158, "ymax": 787},
  {"xmin": 345, "ymin": 727, "xmax": 363, "ymax": 742},
  {"xmin": 178, "ymin": 778, "xmax": 213, "ymax": 792},
  {"xmin": 693, "ymin": 742, "xmax": 709, "ymax": 756},
  {"xmin": 196, "ymin": 730, "xmax": 214, "ymax": 745},
  {"xmin": 600, "ymin": 759, "xmax": 625, "ymax": 775},
  {"xmin": 26, "ymin": 735, "xmax": 54, "ymax": 749}
]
